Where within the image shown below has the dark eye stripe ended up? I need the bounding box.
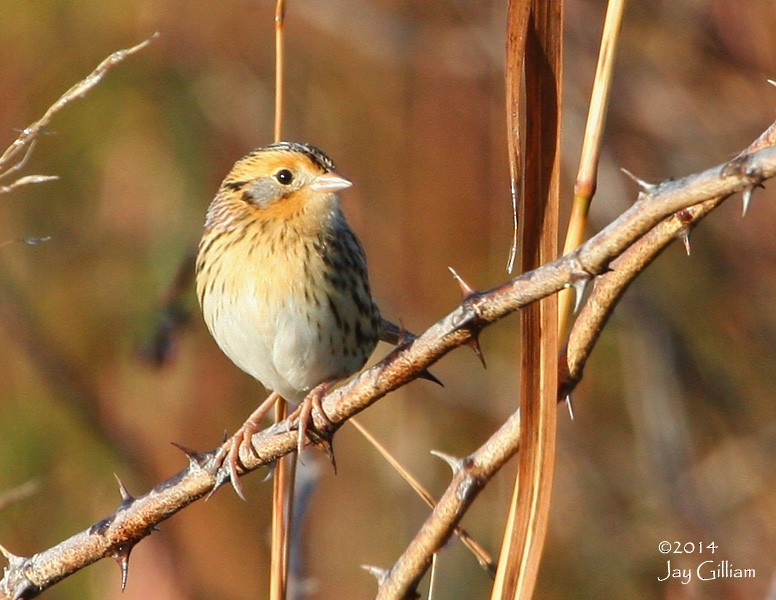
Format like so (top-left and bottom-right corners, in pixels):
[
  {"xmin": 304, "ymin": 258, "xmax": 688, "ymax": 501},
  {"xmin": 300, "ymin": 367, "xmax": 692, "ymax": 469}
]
[{"xmin": 223, "ymin": 180, "xmax": 247, "ymax": 191}]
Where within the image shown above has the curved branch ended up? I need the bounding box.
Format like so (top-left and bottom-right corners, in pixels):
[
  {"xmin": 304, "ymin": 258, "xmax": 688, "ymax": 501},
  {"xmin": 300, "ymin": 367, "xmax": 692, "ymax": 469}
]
[
  {"xmin": 560, "ymin": 195, "xmax": 723, "ymax": 397},
  {"xmin": 1, "ymin": 144, "xmax": 774, "ymax": 599},
  {"xmin": 375, "ymin": 141, "xmax": 774, "ymax": 598}
]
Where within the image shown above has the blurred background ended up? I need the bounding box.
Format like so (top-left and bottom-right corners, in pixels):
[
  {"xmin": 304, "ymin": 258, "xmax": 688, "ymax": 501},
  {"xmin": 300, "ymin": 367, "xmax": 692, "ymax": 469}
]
[{"xmin": 0, "ymin": 1, "xmax": 774, "ymax": 598}]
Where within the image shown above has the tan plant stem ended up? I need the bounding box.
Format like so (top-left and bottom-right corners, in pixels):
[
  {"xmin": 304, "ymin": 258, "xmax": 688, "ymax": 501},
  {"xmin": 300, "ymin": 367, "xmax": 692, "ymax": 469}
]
[{"xmin": 558, "ymin": 0, "xmax": 626, "ymax": 333}]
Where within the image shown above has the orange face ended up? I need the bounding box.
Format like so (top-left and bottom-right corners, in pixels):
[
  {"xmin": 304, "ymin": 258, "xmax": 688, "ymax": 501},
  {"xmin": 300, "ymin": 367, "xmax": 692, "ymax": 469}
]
[{"xmin": 206, "ymin": 143, "xmax": 351, "ymax": 235}]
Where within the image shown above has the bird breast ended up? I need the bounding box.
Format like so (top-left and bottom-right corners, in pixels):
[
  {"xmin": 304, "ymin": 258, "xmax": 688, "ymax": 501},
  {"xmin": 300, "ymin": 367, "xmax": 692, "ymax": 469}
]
[{"xmin": 197, "ymin": 208, "xmax": 379, "ymax": 404}]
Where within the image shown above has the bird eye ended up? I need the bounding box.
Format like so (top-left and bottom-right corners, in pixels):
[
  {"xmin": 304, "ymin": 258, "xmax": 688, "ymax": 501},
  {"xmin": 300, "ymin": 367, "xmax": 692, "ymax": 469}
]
[{"xmin": 275, "ymin": 169, "xmax": 294, "ymax": 185}]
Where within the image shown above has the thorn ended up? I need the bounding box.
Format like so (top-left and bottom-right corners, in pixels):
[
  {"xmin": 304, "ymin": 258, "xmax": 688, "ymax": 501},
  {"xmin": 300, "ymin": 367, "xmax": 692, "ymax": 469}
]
[
  {"xmin": 361, "ymin": 564, "xmax": 389, "ymax": 585},
  {"xmin": 680, "ymin": 229, "xmax": 692, "ymax": 256},
  {"xmin": 113, "ymin": 474, "xmax": 134, "ymax": 506},
  {"xmin": 448, "ymin": 266, "xmax": 477, "ymax": 298},
  {"xmin": 571, "ymin": 277, "xmax": 590, "ymax": 314},
  {"xmin": 205, "ymin": 467, "xmax": 231, "ymax": 502},
  {"xmin": 429, "ymin": 552, "xmax": 439, "ymax": 598},
  {"xmin": 449, "ymin": 267, "xmax": 486, "ymax": 366},
  {"xmin": 0, "ymin": 543, "xmax": 26, "ymax": 568},
  {"xmin": 620, "ymin": 168, "xmax": 657, "ymax": 194},
  {"xmin": 675, "ymin": 209, "xmax": 694, "ymax": 256},
  {"xmin": 111, "ymin": 544, "xmax": 133, "ymax": 592},
  {"xmin": 565, "ymin": 394, "xmax": 575, "ymax": 420},
  {"xmin": 205, "ymin": 441, "xmax": 240, "ymax": 501},
  {"xmin": 742, "ymin": 187, "xmax": 753, "ymax": 217},
  {"xmin": 317, "ymin": 439, "xmax": 337, "ymax": 475},
  {"xmin": 430, "ymin": 450, "xmax": 464, "ymax": 474},
  {"xmin": 170, "ymin": 441, "xmax": 209, "ymax": 469},
  {"xmin": 419, "ymin": 368, "xmax": 444, "ymax": 386},
  {"xmin": 740, "ymin": 178, "xmax": 764, "ymax": 218},
  {"xmin": 466, "ymin": 336, "xmax": 487, "ymax": 369}
]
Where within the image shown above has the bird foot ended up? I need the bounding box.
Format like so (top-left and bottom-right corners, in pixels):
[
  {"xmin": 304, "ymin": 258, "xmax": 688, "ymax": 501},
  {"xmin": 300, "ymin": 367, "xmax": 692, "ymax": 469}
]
[
  {"xmin": 211, "ymin": 391, "xmax": 280, "ymax": 500},
  {"xmin": 289, "ymin": 382, "xmax": 337, "ymax": 466}
]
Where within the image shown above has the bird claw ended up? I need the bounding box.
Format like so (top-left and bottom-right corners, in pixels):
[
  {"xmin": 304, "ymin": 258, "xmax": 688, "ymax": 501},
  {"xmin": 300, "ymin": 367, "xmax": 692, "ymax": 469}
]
[
  {"xmin": 289, "ymin": 382, "xmax": 337, "ymax": 470},
  {"xmin": 209, "ymin": 393, "xmax": 280, "ymax": 500},
  {"xmin": 293, "ymin": 386, "xmax": 332, "ymax": 450},
  {"xmin": 208, "ymin": 384, "xmax": 340, "ymax": 498},
  {"xmin": 210, "ymin": 425, "xmax": 257, "ymax": 501}
]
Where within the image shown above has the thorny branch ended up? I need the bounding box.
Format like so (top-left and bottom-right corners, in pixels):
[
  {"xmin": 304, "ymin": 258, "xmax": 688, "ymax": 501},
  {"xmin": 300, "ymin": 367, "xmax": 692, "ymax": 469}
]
[
  {"xmin": 1, "ymin": 128, "xmax": 774, "ymax": 598},
  {"xmin": 374, "ymin": 138, "xmax": 774, "ymax": 599}
]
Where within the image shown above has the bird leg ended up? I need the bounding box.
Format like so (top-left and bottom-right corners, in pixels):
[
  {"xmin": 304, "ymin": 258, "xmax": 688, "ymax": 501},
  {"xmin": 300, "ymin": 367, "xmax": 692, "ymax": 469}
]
[
  {"xmin": 215, "ymin": 391, "xmax": 280, "ymax": 499},
  {"xmin": 288, "ymin": 380, "xmax": 336, "ymax": 456}
]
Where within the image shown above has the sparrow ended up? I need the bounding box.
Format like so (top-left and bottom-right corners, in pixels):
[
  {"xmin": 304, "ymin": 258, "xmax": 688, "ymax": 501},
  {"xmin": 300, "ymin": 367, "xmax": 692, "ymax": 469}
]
[{"xmin": 196, "ymin": 141, "xmax": 382, "ymax": 495}]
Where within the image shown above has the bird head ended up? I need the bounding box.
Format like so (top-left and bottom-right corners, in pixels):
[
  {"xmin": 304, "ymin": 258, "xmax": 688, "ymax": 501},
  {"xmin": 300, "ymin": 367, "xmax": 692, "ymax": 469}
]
[{"xmin": 218, "ymin": 142, "xmax": 351, "ymax": 214}]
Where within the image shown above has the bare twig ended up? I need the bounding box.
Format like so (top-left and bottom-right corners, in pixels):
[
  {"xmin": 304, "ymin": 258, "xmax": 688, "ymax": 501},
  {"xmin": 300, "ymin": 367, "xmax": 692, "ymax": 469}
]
[
  {"xmin": 0, "ymin": 175, "xmax": 59, "ymax": 195},
  {"xmin": 0, "ymin": 140, "xmax": 58, "ymax": 195},
  {"xmin": 1, "ymin": 139, "xmax": 772, "ymax": 599},
  {"xmin": 0, "ymin": 35, "xmax": 159, "ymax": 472},
  {"xmin": 350, "ymin": 418, "xmax": 496, "ymax": 576},
  {"xmin": 0, "ymin": 481, "xmax": 40, "ymax": 512},
  {"xmin": 0, "ymin": 34, "xmax": 157, "ymax": 188}
]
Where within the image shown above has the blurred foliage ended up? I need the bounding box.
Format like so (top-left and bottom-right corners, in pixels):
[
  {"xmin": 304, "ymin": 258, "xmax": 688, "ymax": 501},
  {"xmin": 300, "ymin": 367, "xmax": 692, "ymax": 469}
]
[{"xmin": 0, "ymin": 1, "xmax": 774, "ymax": 599}]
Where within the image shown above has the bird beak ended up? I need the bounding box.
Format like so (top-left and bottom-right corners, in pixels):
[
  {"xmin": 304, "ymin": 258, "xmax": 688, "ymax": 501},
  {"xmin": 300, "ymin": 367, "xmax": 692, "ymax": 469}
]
[{"xmin": 309, "ymin": 172, "xmax": 352, "ymax": 193}]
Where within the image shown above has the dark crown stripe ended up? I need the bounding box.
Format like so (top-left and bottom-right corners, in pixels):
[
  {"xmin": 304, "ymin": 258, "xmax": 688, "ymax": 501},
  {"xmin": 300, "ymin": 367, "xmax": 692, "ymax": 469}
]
[{"xmin": 260, "ymin": 141, "xmax": 336, "ymax": 172}]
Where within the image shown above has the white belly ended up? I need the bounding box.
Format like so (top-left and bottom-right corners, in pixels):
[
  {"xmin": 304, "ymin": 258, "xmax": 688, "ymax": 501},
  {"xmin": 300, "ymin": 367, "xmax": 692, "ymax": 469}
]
[
  {"xmin": 202, "ymin": 280, "xmax": 339, "ymax": 404},
  {"xmin": 197, "ymin": 207, "xmax": 379, "ymax": 403}
]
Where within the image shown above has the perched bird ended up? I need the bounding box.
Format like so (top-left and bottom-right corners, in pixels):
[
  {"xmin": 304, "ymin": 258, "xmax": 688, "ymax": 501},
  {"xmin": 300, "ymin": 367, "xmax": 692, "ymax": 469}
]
[{"xmin": 196, "ymin": 141, "xmax": 382, "ymax": 495}]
